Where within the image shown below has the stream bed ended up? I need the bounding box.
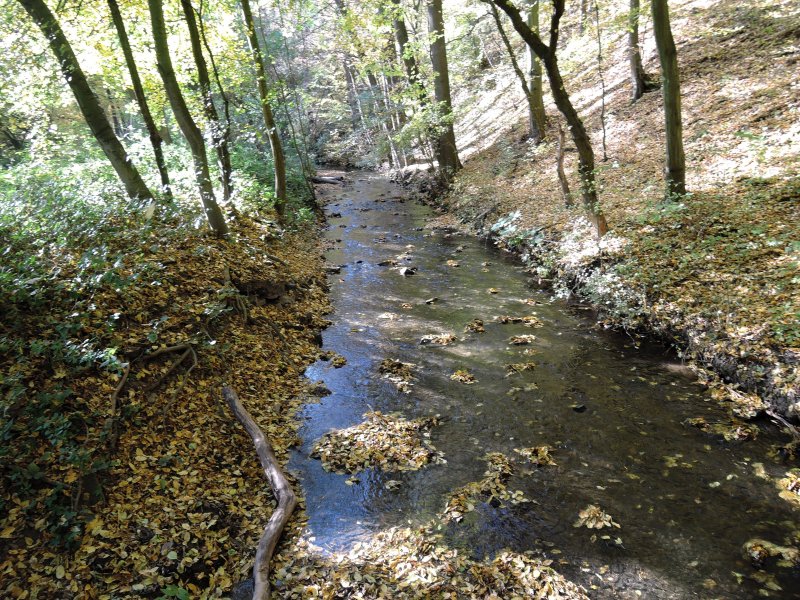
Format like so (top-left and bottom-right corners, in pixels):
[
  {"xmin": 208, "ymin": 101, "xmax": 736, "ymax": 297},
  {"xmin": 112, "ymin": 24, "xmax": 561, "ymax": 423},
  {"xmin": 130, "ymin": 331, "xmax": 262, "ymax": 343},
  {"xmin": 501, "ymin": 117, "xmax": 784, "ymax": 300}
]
[{"xmin": 288, "ymin": 172, "xmax": 800, "ymax": 598}]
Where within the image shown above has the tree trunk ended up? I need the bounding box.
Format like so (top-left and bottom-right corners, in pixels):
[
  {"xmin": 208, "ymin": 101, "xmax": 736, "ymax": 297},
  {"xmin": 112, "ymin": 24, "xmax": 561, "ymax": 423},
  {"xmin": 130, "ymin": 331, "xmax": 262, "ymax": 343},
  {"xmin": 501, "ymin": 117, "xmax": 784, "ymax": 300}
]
[
  {"xmin": 490, "ymin": 2, "xmax": 545, "ymax": 144},
  {"xmin": 628, "ymin": 0, "xmax": 648, "ymax": 101},
  {"xmin": 18, "ymin": 0, "xmax": 153, "ymax": 201},
  {"xmin": 106, "ymin": 0, "xmax": 172, "ymax": 198},
  {"xmin": 556, "ymin": 123, "xmax": 572, "ymax": 207},
  {"xmin": 180, "ymin": 0, "xmax": 233, "ymax": 201},
  {"xmin": 148, "ymin": 0, "xmax": 228, "ymax": 236},
  {"xmin": 240, "ymin": 0, "xmax": 288, "ymax": 218},
  {"xmin": 527, "ymin": 1, "xmax": 546, "ymax": 142},
  {"xmin": 391, "ymin": 0, "xmax": 425, "ymax": 105},
  {"xmin": 426, "ymin": 0, "xmax": 460, "ymax": 182},
  {"xmin": 651, "ymin": 0, "xmax": 686, "ymax": 199},
  {"xmin": 491, "ymin": 0, "xmax": 608, "ymax": 236}
]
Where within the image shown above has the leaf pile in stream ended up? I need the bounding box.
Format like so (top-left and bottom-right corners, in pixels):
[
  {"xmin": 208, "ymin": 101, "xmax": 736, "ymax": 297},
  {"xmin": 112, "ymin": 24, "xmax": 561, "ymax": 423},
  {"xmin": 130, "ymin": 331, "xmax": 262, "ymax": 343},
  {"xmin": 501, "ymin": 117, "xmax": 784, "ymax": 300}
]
[
  {"xmin": 311, "ymin": 411, "xmax": 443, "ymax": 474},
  {"xmin": 0, "ymin": 211, "xmax": 330, "ymax": 597},
  {"xmin": 442, "ymin": 452, "xmax": 530, "ymax": 523},
  {"xmin": 272, "ymin": 526, "xmax": 588, "ymax": 599},
  {"xmin": 378, "ymin": 358, "xmax": 415, "ymax": 392}
]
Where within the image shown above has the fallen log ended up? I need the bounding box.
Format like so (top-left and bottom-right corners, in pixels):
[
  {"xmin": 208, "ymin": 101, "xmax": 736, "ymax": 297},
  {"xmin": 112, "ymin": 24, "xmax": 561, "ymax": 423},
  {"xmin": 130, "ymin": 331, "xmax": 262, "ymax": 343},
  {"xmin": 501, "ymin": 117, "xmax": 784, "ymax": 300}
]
[
  {"xmin": 223, "ymin": 386, "xmax": 297, "ymax": 600},
  {"xmin": 310, "ymin": 175, "xmax": 344, "ymax": 185}
]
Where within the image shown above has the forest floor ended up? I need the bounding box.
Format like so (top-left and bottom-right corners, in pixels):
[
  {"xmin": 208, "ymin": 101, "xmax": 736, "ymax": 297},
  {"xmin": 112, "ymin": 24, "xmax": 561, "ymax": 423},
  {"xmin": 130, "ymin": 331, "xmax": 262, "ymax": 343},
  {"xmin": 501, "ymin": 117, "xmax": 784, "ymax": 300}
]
[
  {"xmin": 0, "ymin": 209, "xmax": 333, "ymax": 597},
  {"xmin": 419, "ymin": 0, "xmax": 799, "ymax": 419}
]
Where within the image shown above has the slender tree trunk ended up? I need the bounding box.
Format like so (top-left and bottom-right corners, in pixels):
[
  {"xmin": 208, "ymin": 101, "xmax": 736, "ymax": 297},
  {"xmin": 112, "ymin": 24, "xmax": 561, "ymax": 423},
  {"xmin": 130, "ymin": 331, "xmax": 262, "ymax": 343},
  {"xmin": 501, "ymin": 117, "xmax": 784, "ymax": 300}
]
[
  {"xmin": 180, "ymin": 0, "xmax": 233, "ymax": 201},
  {"xmin": 18, "ymin": 0, "xmax": 152, "ymax": 201},
  {"xmin": 240, "ymin": 0, "xmax": 287, "ymax": 217},
  {"xmin": 106, "ymin": 0, "xmax": 172, "ymax": 198},
  {"xmin": 196, "ymin": 1, "xmax": 235, "ymax": 195},
  {"xmin": 426, "ymin": 0, "xmax": 460, "ymax": 182},
  {"xmin": 579, "ymin": 0, "xmax": 588, "ymax": 34},
  {"xmin": 391, "ymin": 0, "xmax": 425, "ymax": 105},
  {"xmin": 149, "ymin": 0, "xmax": 228, "ymax": 235},
  {"xmin": 106, "ymin": 89, "xmax": 124, "ymax": 138},
  {"xmin": 490, "ymin": 3, "xmax": 545, "ymax": 144},
  {"xmin": 527, "ymin": 1, "xmax": 546, "ymax": 142},
  {"xmin": 491, "ymin": 0, "xmax": 608, "ymax": 236},
  {"xmin": 556, "ymin": 123, "xmax": 572, "ymax": 207},
  {"xmin": 651, "ymin": 0, "xmax": 686, "ymax": 199},
  {"xmin": 628, "ymin": 0, "xmax": 648, "ymax": 101},
  {"xmin": 594, "ymin": 3, "xmax": 608, "ymax": 161}
]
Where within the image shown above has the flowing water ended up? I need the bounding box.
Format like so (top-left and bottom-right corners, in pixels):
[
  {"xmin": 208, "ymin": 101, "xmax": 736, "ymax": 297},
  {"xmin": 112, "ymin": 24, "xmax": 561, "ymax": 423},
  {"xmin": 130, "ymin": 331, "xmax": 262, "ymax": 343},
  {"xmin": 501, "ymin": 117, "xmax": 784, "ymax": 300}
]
[{"xmin": 289, "ymin": 172, "xmax": 800, "ymax": 598}]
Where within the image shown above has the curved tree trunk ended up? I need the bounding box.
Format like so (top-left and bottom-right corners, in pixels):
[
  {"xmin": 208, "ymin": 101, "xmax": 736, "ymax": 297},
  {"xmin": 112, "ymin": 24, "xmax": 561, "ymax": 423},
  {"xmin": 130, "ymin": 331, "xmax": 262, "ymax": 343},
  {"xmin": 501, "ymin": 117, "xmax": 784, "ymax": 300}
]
[
  {"xmin": 149, "ymin": 0, "xmax": 228, "ymax": 236},
  {"xmin": 491, "ymin": 0, "xmax": 608, "ymax": 236},
  {"xmin": 426, "ymin": 0, "xmax": 460, "ymax": 182},
  {"xmin": 651, "ymin": 0, "xmax": 686, "ymax": 199},
  {"xmin": 240, "ymin": 0, "xmax": 287, "ymax": 218},
  {"xmin": 180, "ymin": 0, "xmax": 233, "ymax": 201},
  {"xmin": 106, "ymin": 0, "xmax": 172, "ymax": 198},
  {"xmin": 18, "ymin": 0, "xmax": 153, "ymax": 201}
]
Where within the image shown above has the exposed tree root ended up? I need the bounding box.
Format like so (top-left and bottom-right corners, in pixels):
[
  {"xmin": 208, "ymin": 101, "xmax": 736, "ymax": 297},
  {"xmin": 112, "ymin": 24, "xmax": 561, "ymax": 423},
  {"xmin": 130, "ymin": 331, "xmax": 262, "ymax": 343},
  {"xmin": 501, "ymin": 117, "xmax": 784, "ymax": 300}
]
[{"xmin": 223, "ymin": 386, "xmax": 297, "ymax": 600}]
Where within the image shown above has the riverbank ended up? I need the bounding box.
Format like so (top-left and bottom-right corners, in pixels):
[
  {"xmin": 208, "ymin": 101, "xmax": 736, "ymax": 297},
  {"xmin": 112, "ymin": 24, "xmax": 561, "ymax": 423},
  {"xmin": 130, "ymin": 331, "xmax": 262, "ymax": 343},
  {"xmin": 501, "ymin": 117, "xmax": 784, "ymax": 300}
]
[
  {"xmin": 0, "ymin": 207, "xmax": 330, "ymax": 597},
  {"xmin": 405, "ymin": 0, "xmax": 799, "ymax": 419}
]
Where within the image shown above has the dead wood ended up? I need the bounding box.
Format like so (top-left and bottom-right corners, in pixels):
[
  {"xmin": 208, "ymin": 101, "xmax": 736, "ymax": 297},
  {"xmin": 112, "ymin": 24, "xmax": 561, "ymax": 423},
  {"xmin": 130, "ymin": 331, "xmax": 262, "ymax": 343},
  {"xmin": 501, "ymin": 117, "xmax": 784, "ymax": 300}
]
[
  {"xmin": 223, "ymin": 386, "xmax": 297, "ymax": 600},
  {"xmin": 310, "ymin": 176, "xmax": 344, "ymax": 184}
]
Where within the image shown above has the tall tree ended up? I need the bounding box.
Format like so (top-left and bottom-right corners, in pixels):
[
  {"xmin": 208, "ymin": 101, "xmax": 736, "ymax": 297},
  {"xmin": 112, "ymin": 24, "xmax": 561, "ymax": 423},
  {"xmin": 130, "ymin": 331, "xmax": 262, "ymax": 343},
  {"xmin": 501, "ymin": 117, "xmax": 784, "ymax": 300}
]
[
  {"xmin": 527, "ymin": 0, "xmax": 546, "ymax": 142},
  {"xmin": 491, "ymin": 0, "xmax": 608, "ymax": 236},
  {"xmin": 652, "ymin": 0, "xmax": 685, "ymax": 199},
  {"xmin": 148, "ymin": 0, "xmax": 228, "ymax": 236},
  {"xmin": 106, "ymin": 0, "xmax": 172, "ymax": 198},
  {"xmin": 426, "ymin": 0, "xmax": 460, "ymax": 181},
  {"xmin": 239, "ymin": 0, "xmax": 287, "ymax": 218},
  {"xmin": 17, "ymin": 0, "xmax": 153, "ymax": 201},
  {"xmin": 488, "ymin": 2, "xmax": 545, "ymax": 143},
  {"xmin": 180, "ymin": 0, "xmax": 233, "ymax": 201},
  {"xmin": 628, "ymin": 0, "xmax": 653, "ymax": 101}
]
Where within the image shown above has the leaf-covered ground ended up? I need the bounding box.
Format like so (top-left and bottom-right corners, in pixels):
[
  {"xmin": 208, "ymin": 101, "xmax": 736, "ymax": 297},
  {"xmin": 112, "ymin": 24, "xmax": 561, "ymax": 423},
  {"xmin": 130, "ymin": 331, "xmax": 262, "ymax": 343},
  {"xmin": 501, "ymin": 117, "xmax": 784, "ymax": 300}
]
[
  {"xmin": 426, "ymin": 0, "xmax": 799, "ymax": 417},
  {"xmin": 0, "ymin": 207, "xmax": 331, "ymax": 597}
]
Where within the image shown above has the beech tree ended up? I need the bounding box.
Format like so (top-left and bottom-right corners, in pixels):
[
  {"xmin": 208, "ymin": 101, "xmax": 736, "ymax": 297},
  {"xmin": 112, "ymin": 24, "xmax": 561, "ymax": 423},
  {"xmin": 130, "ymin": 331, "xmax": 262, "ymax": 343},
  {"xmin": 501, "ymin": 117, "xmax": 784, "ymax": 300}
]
[
  {"xmin": 149, "ymin": 0, "xmax": 228, "ymax": 235},
  {"xmin": 17, "ymin": 0, "xmax": 153, "ymax": 201},
  {"xmin": 491, "ymin": 0, "xmax": 609, "ymax": 236},
  {"xmin": 652, "ymin": 0, "xmax": 685, "ymax": 199},
  {"xmin": 106, "ymin": 0, "xmax": 172, "ymax": 198},
  {"xmin": 488, "ymin": 1, "xmax": 546, "ymax": 143},
  {"xmin": 426, "ymin": 0, "xmax": 460, "ymax": 181},
  {"xmin": 628, "ymin": 0, "xmax": 655, "ymax": 101},
  {"xmin": 240, "ymin": 0, "xmax": 288, "ymax": 217},
  {"xmin": 180, "ymin": 0, "xmax": 233, "ymax": 201}
]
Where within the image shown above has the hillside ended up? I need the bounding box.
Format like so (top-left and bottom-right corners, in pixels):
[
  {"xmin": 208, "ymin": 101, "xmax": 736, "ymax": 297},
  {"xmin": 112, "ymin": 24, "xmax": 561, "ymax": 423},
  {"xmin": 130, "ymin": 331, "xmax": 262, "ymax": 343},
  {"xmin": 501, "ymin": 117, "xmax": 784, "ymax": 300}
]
[{"xmin": 426, "ymin": 0, "xmax": 799, "ymax": 418}]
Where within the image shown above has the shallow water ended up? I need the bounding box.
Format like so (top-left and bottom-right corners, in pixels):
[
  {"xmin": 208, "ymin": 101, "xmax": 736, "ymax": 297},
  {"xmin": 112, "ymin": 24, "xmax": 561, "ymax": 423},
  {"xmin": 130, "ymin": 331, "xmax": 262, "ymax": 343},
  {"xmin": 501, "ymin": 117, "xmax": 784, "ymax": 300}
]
[{"xmin": 289, "ymin": 173, "xmax": 800, "ymax": 598}]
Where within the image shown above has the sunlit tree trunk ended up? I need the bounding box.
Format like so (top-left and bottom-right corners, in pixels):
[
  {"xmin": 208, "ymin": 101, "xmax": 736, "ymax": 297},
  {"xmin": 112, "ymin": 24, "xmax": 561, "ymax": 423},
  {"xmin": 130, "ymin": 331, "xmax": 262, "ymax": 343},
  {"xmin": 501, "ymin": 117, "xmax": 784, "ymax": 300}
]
[
  {"xmin": 180, "ymin": 0, "xmax": 233, "ymax": 201},
  {"xmin": 106, "ymin": 0, "xmax": 172, "ymax": 198},
  {"xmin": 426, "ymin": 0, "xmax": 460, "ymax": 182},
  {"xmin": 149, "ymin": 0, "xmax": 228, "ymax": 236},
  {"xmin": 491, "ymin": 0, "xmax": 608, "ymax": 237},
  {"xmin": 240, "ymin": 0, "xmax": 287, "ymax": 218},
  {"xmin": 527, "ymin": 1, "xmax": 546, "ymax": 142},
  {"xmin": 18, "ymin": 0, "xmax": 153, "ymax": 201},
  {"xmin": 628, "ymin": 0, "xmax": 650, "ymax": 101},
  {"xmin": 652, "ymin": 0, "xmax": 685, "ymax": 199},
  {"xmin": 490, "ymin": 2, "xmax": 546, "ymax": 143}
]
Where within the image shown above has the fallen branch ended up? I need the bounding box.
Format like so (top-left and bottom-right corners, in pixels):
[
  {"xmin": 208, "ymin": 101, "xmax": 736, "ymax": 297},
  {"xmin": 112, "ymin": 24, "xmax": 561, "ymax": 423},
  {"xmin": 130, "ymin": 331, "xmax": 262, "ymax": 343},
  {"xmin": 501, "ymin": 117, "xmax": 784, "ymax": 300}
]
[
  {"xmin": 767, "ymin": 409, "xmax": 800, "ymax": 440},
  {"xmin": 310, "ymin": 176, "xmax": 344, "ymax": 185},
  {"xmin": 223, "ymin": 386, "xmax": 297, "ymax": 600}
]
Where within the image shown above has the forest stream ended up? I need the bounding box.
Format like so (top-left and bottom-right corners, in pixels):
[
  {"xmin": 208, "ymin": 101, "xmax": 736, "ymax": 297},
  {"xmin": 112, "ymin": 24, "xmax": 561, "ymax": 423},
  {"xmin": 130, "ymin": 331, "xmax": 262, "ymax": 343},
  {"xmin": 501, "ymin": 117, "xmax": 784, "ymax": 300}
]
[{"xmin": 288, "ymin": 172, "xmax": 800, "ymax": 599}]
